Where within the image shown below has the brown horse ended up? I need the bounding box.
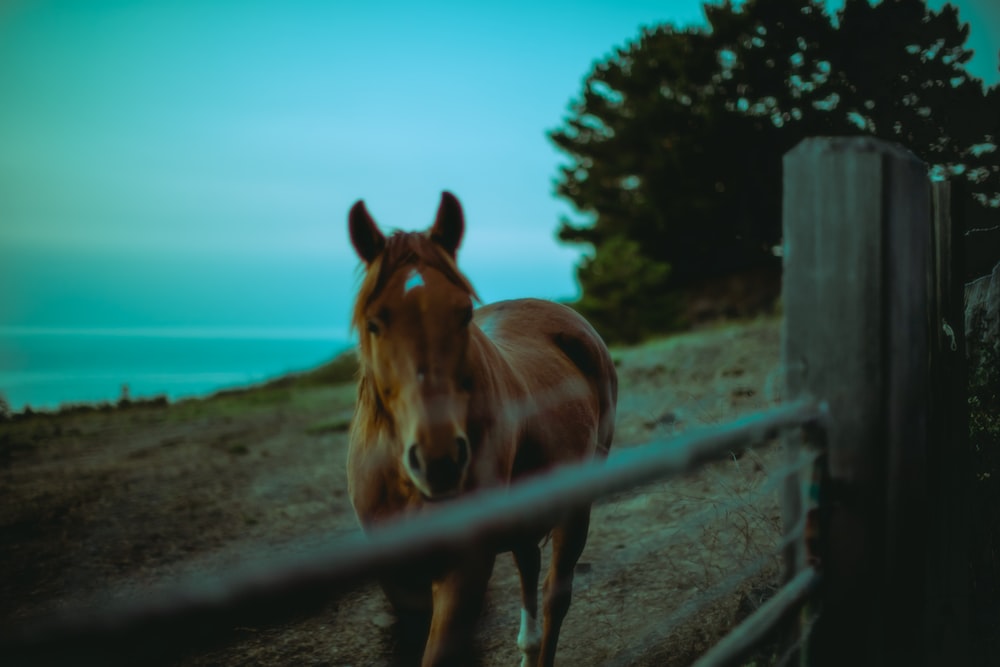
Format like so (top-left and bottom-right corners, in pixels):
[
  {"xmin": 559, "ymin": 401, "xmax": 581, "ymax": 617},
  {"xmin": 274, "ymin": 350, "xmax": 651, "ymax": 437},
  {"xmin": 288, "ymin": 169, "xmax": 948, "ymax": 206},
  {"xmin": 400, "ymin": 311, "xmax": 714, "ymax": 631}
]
[{"xmin": 347, "ymin": 192, "xmax": 617, "ymax": 667}]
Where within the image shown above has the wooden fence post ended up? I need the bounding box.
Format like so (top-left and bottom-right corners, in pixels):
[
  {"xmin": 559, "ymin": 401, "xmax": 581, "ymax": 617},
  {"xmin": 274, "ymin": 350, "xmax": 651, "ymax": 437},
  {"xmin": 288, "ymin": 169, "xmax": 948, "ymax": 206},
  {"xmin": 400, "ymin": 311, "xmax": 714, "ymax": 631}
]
[
  {"xmin": 782, "ymin": 137, "xmax": 935, "ymax": 665},
  {"xmin": 924, "ymin": 180, "xmax": 969, "ymax": 663}
]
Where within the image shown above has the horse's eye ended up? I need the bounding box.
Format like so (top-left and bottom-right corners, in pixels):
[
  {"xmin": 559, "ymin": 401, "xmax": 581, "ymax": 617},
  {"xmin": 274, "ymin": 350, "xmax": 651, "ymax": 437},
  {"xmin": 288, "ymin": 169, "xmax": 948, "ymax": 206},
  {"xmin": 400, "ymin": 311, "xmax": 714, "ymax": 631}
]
[
  {"xmin": 460, "ymin": 306, "xmax": 473, "ymax": 326},
  {"xmin": 366, "ymin": 320, "xmax": 380, "ymax": 335}
]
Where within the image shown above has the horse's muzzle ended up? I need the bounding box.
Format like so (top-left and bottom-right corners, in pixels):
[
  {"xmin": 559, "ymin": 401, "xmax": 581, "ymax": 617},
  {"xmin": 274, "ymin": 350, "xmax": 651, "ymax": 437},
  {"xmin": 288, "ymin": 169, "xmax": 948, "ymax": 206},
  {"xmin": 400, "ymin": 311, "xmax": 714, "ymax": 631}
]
[{"xmin": 405, "ymin": 436, "xmax": 470, "ymax": 499}]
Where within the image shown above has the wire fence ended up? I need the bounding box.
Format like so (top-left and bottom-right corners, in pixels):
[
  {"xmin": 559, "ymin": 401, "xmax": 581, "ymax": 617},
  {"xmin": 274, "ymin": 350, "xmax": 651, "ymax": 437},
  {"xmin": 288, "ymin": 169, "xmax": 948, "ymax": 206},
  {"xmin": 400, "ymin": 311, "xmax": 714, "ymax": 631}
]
[
  {"xmin": 604, "ymin": 517, "xmax": 809, "ymax": 667},
  {"xmin": 1, "ymin": 399, "xmax": 823, "ymax": 666},
  {"xmin": 600, "ymin": 441, "xmax": 822, "ymax": 665},
  {"xmin": 471, "ymin": 444, "xmax": 820, "ymax": 663}
]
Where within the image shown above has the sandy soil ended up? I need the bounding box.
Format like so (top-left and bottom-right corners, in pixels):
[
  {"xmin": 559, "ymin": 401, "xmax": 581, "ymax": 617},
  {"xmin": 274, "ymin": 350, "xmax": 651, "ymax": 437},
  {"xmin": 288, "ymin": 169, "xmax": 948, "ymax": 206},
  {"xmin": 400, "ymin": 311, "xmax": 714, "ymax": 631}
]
[{"xmin": 0, "ymin": 317, "xmax": 793, "ymax": 666}]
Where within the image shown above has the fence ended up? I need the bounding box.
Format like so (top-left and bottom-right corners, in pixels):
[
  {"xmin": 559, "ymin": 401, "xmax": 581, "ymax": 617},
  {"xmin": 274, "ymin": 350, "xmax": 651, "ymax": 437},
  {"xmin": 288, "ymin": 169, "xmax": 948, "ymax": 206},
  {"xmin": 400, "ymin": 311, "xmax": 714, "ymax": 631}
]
[
  {"xmin": 782, "ymin": 137, "xmax": 968, "ymax": 666},
  {"xmin": 0, "ymin": 137, "xmax": 970, "ymax": 666}
]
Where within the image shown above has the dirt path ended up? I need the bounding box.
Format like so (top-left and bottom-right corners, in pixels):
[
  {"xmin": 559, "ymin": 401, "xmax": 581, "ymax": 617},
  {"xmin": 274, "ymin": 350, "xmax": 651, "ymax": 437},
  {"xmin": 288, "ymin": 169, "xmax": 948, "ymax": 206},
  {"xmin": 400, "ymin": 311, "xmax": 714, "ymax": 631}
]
[{"xmin": 0, "ymin": 318, "xmax": 787, "ymax": 666}]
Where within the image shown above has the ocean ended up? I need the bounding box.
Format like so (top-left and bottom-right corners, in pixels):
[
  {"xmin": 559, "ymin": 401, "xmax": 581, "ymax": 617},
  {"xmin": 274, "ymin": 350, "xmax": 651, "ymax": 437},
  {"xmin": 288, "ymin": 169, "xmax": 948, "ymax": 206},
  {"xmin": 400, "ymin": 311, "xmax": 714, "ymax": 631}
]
[{"xmin": 0, "ymin": 328, "xmax": 352, "ymax": 412}]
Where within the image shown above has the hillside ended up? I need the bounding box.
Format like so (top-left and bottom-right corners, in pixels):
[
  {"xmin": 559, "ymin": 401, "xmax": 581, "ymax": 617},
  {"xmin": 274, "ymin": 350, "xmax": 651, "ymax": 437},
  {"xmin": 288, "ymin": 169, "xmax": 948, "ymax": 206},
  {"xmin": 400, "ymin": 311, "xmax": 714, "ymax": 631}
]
[{"xmin": 0, "ymin": 317, "xmax": 789, "ymax": 666}]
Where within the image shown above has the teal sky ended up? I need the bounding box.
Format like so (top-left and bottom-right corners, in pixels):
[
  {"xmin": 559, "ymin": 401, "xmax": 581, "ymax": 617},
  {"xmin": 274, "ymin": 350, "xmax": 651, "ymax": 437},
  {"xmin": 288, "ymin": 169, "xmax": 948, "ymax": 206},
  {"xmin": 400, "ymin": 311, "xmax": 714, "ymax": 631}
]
[{"xmin": 2, "ymin": 0, "xmax": 998, "ymax": 337}]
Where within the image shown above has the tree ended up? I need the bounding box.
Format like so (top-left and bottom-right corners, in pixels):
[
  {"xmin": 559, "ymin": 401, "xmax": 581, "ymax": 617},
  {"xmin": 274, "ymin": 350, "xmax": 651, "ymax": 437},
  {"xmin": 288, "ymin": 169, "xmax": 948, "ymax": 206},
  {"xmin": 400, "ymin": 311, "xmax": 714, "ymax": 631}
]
[
  {"xmin": 551, "ymin": 26, "xmax": 780, "ymax": 290},
  {"xmin": 572, "ymin": 236, "xmax": 678, "ymax": 344},
  {"xmin": 551, "ymin": 0, "xmax": 999, "ymax": 342}
]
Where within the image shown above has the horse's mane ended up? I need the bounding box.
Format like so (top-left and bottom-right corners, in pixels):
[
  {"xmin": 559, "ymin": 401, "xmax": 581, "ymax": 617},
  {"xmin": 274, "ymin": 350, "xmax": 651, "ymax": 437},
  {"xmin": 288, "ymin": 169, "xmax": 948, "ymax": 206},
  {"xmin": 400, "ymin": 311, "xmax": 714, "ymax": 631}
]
[{"xmin": 350, "ymin": 231, "xmax": 479, "ymax": 441}]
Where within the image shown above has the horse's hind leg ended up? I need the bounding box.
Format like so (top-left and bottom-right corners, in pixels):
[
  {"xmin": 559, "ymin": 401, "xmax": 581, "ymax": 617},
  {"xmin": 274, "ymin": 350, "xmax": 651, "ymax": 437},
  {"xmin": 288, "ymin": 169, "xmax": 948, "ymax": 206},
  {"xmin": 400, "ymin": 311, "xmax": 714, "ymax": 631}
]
[
  {"xmin": 512, "ymin": 542, "xmax": 542, "ymax": 667},
  {"xmin": 539, "ymin": 507, "xmax": 591, "ymax": 667}
]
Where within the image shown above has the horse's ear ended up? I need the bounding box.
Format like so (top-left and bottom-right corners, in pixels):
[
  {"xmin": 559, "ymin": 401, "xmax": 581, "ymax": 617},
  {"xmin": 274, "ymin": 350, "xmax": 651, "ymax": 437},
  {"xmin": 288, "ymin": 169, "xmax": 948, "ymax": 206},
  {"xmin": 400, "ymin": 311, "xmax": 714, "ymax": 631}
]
[
  {"xmin": 349, "ymin": 200, "xmax": 386, "ymax": 265},
  {"xmin": 429, "ymin": 191, "xmax": 464, "ymax": 259}
]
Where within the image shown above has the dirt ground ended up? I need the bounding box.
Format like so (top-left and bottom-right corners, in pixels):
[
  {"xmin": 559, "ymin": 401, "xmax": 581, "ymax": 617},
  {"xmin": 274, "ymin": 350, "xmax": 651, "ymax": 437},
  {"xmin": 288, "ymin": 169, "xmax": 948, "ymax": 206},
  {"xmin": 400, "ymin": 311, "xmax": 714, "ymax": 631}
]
[{"xmin": 0, "ymin": 317, "xmax": 795, "ymax": 666}]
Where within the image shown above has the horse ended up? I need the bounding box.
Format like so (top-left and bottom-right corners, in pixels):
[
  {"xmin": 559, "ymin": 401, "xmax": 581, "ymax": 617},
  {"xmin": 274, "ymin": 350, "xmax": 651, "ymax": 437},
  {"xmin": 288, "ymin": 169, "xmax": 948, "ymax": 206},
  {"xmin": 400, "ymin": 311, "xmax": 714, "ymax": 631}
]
[{"xmin": 346, "ymin": 192, "xmax": 618, "ymax": 667}]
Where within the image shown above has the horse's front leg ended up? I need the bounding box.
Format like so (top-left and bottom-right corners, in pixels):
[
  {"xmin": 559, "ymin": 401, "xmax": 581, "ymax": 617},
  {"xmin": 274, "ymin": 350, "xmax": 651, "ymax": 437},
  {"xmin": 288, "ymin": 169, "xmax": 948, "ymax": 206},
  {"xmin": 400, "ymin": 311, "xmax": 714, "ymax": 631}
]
[
  {"xmin": 421, "ymin": 551, "xmax": 496, "ymax": 667},
  {"xmin": 379, "ymin": 572, "xmax": 432, "ymax": 665}
]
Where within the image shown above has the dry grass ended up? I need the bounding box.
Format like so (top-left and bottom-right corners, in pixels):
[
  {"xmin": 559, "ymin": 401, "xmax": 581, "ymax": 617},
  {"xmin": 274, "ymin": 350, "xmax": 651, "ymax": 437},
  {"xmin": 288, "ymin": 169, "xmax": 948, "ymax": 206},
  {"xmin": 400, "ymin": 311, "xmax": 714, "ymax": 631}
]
[{"xmin": 0, "ymin": 316, "xmax": 792, "ymax": 666}]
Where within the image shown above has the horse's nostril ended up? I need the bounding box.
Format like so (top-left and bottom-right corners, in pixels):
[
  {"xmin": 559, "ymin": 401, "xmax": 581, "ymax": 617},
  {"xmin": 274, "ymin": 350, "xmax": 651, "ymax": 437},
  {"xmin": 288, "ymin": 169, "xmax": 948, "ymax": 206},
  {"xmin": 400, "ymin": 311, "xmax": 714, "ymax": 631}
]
[
  {"xmin": 455, "ymin": 437, "xmax": 470, "ymax": 468},
  {"xmin": 407, "ymin": 444, "xmax": 422, "ymax": 473}
]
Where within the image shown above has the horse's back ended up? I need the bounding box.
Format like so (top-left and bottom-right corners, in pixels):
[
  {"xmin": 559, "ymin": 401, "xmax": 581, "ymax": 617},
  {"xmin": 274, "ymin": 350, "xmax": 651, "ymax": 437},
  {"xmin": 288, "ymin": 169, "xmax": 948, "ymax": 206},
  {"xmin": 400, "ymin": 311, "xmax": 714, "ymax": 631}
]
[
  {"xmin": 476, "ymin": 298, "xmax": 599, "ymax": 346},
  {"xmin": 475, "ymin": 298, "xmax": 617, "ymax": 459}
]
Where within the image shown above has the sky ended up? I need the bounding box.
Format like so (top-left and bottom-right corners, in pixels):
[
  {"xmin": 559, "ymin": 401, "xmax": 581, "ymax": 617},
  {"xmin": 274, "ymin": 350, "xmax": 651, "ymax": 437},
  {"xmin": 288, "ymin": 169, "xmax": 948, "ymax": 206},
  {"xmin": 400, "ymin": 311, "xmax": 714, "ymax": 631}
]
[{"xmin": 1, "ymin": 0, "xmax": 998, "ymax": 339}]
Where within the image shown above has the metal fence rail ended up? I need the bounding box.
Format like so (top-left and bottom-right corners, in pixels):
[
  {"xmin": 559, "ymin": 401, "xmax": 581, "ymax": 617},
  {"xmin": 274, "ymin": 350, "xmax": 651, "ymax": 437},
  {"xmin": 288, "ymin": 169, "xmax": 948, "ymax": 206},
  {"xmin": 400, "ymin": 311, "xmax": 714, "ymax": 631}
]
[
  {"xmin": 692, "ymin": 567, "xmax": 821, "ymax": 667},
  {"xmin": 2, "ymin": 399, "xmax": 821, "ymax": 665}
]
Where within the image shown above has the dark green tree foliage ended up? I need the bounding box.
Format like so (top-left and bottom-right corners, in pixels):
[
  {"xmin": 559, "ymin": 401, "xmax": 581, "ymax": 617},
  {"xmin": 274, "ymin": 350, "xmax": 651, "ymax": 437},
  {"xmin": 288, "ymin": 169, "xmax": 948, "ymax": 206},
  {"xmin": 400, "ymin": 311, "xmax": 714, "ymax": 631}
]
[
  {"xmin": 830, "ymin": 0, "xmax": 998, "ymax": 204},
  {"xmin": 552, "ymin": 0, "xmax": 1000, "ymax": 342},
  {"xmin": 574, "ymin": 236, "xmax": 678, "ymax": 343},
  {"xmin": 551, "ymin": 26, "xmax": 780, "ymax": 291}
]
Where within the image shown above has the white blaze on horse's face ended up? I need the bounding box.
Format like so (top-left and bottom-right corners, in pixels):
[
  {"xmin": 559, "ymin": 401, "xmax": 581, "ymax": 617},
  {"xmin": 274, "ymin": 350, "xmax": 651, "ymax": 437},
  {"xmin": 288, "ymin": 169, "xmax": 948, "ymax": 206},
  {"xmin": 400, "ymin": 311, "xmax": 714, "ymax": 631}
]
[{"xmin": 403, "ymin": 267, "xmax": 425, "ymax": 294}]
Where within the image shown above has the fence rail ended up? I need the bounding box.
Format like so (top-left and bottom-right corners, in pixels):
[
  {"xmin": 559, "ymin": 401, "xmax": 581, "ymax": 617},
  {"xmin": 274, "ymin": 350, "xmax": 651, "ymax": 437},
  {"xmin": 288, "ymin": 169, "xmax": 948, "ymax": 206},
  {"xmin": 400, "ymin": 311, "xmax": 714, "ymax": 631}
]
[
  {"xmin": 2, "ymin": 400, "xmax": 821, "ymax": 665},
  {"xmin": 691, "ymin": 566, "xmax": 821, "ymax": 667}
]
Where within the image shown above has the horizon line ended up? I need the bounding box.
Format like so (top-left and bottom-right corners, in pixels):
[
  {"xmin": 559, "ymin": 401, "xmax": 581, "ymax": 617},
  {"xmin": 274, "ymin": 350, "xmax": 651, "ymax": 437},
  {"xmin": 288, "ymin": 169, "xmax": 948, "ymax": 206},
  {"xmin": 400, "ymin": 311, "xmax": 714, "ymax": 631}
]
[{"xmin": 0, "ymin": 325, "xmax": 353, "ymax": 341}]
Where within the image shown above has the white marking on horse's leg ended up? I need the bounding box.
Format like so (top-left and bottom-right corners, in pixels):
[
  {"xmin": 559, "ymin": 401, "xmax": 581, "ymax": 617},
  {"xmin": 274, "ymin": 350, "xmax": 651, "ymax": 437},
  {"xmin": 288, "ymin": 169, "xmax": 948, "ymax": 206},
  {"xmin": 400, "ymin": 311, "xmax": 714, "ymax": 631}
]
[
  {"xmin": 403, "ymin": 267, "xmax": 424, "ymax": 293},
  {"xmin": 517, "ymin": 607, "xmax": 541, "ymax": 666}
]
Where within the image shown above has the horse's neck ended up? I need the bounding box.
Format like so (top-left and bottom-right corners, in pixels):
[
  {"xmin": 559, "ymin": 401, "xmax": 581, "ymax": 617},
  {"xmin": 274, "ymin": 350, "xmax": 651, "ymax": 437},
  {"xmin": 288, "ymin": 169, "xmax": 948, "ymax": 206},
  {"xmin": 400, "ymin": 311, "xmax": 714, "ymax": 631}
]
[
  {"xmin": 468, "ymin": 325, "xmax": 522, "ymax": 398},
  {"xmin": 465, "ymin": 327, "xmax": 526, "ymax": 484}
]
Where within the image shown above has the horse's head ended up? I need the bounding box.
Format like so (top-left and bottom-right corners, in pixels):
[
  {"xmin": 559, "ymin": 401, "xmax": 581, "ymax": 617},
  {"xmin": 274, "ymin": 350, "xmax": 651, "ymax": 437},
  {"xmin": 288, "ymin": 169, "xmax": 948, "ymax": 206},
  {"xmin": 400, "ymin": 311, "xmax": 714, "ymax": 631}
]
[{"xmin": 349, "ymin": 192, "xmax": 479, "ymax": 501}]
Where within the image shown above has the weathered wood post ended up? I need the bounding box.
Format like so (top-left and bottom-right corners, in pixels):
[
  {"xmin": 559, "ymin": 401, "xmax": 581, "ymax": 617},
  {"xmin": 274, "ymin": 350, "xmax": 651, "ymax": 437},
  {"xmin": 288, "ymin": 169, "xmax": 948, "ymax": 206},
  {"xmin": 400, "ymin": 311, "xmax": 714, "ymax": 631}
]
[
  {"xmin": 923, "ymin": 180, "xmax": 969, "ymax": 663},
  {"xmin": 782, "ymin": 137, "xmax": 938, "ymax": 665}
]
